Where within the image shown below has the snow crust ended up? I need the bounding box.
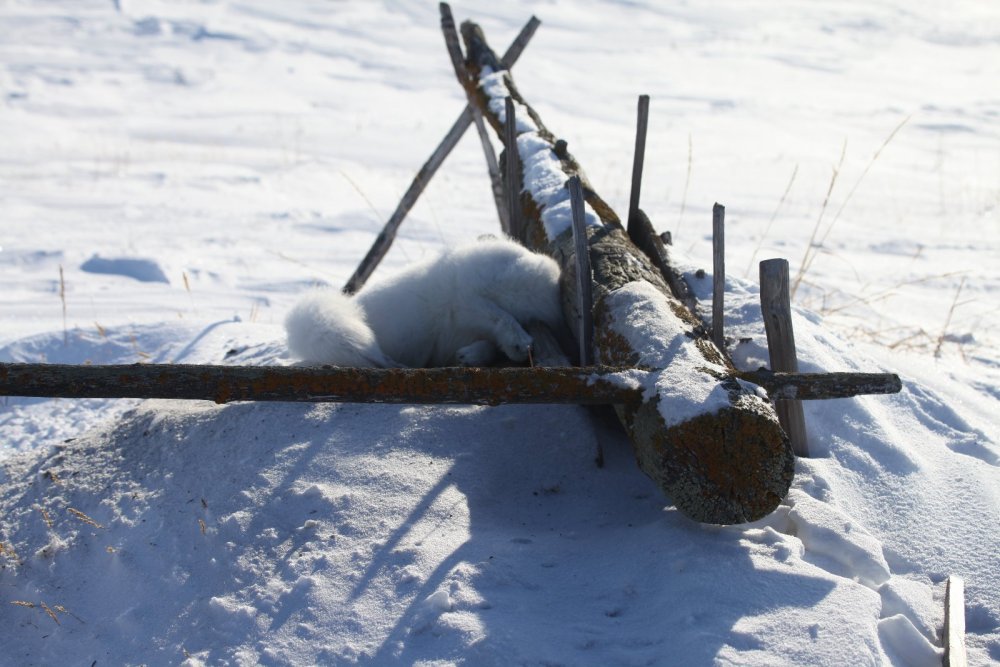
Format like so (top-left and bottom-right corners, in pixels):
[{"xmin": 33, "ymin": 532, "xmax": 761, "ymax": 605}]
[{"xmin": 1, "ymin": 1, "xmax": 999, "ymax": 665}]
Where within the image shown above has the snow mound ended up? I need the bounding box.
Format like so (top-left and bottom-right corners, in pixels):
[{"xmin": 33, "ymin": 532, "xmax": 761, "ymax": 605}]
[{"xmin": 81, "ymin": 255, "xmax": 170, "ymax": 284}]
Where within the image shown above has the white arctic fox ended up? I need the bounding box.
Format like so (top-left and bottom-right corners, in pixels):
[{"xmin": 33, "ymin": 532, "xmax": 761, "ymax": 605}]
[{"xmin": 285, "ymin": 237, "xmax": 563, "ymax": 368}]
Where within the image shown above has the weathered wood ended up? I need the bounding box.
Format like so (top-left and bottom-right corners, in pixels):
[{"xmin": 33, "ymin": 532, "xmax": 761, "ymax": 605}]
[
  {"xmin": 342, "ymin": 16, "xmax": 540, "ymax": 294},
  {"xmin": 504, "ymin": 96, "xmax": 523, "ymax": 240},
  {"xmin": 759, "ymin": 258, "xmax": 810, "ymax": 457},
  {"xmin": 736, "ymin": 370, "xmax": 902, "ymax": 401},
  {"xmin": 0, "ymin": 362, "xmax": 901, "ymax": 404},
  {"xmin": 944, "ymin": 575, "xmax": 968, "ymax": 667},
  {"xmin": 440, "ymin": 3, "xmax": 507, "ymax": 230},
  {"xmin": 627, "ymin": 208, "xmax": 699, "ymax": 313},
  {"xmin": 626, "ymin": 94, "xmax": 650, "ymax": 239},
  {"xmin": 459, "ymin": 20, "xmax": 795, "ymax": 524},
  {"xmin": 568, "ymin": 176, "xmax": 594, "ymax": 366},
  {"xmin": 0, "ymin": 362, "xmax": 640, "ymax": 406},
  {"xmin": 712, "ymin": 203, "xmax": 726, "ymax": 350}
]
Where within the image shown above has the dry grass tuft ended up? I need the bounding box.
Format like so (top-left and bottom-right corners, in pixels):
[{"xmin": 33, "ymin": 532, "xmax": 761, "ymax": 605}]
[
  {"xmin": 745, "ymin": 163, "xmax": 798, "ymax": 278},
  {"xmin": 934, "ymin": 276, "xmax": 969, "ymax": 359},
  {"xmin": 40, "ymin": 601, "xmax": 61, "ymax": 625},
  {"xmin": 791, "ymin": 140, "xmax": 846, "ymax": 300},
  {"xmin": 791, "ymin": 116, "xmax": 909, "ymax": 300},
  {"xmin": 67, "ymin": 507, "xmax": 104, "ymax": 529},
  {"xmin": 675, "ymin": 133, "xmax": 693, "ymax": 237},
  {"xmin": 59, "ymin": 265, "xmax": 68, "ymax": 344},
  {"xmin": 37, "ymin": 506, "xmax": 54, "ymax": 529}
]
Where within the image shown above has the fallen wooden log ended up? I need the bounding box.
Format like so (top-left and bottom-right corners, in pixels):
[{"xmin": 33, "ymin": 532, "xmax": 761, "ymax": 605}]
[
  {"xmin": 456, "ymin": 19, "xmax": 798, "ymax": 524},
  {"xmin": 0, "ymin": 362, "xmax": 899, "ymax": 406}
]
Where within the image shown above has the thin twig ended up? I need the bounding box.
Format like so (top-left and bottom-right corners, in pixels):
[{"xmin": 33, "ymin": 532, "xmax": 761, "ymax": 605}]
[
  {"xmin": 934, "ymin": 276, "xmax": 967, "ymax": 358},
  {"xmin": 791, "ymin": 139, "xmax": 846, "ymax": 299},
  {"xmin": 676, "ymin": 133, "xmax": 692, "ymax": 236},
  {"xmin": 58, "ymin": 265, "xmax": 68, "ymax": 345},
  {"xmin": 745, "ymin": 163, "xmax": 798, "ymax": 278}
]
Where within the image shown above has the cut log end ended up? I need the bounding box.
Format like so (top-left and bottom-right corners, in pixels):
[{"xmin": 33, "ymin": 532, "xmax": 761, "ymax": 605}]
[{"xmin": 623, "ymin": 397, "xmax": 794, "ymax": 524}]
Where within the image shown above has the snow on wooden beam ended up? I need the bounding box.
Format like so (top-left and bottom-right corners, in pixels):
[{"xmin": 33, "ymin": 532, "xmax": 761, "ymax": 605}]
[{"xmin": 458, "ymin": 20, "xmax": 795, "ymax": 524}]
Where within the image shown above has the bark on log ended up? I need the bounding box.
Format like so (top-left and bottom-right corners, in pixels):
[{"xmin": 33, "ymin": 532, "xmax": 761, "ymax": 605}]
[
  {"xmin": 460, "ymin": 20, "xmax": 795, "ymax": 524},
  {"xmin": 0, "ymin": 362, "xmax": 900, "ymax": 404}
]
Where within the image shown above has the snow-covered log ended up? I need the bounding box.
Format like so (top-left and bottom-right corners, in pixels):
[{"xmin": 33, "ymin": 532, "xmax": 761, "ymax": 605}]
[{"xmin": 458, "ymin": 20, "xmax": 795, "ymax": 524}]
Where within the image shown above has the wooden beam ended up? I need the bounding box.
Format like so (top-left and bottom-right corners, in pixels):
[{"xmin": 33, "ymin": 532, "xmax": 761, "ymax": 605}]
[
  {"xmin": 342, "ymin": 15, "xmax": 540, "ymax": 295},
  {"xmin": 0, "ymin": 362, "xmax": 640, "ymax": 406},
  {"xmin": 0, "ymin": 362, "xmax": 900, "ymax": 404},
  {"xmin": 759, "ymin": 258, "xmax": 810, "ymax": 457}
]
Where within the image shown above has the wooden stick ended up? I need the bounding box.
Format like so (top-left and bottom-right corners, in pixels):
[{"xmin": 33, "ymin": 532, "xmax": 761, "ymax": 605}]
[
  {"xmin": 944, "ymin": 575, "xmax": 968, "ymax": 667},
  {"xmin": 737, "ymin": 370, "xmax": 901, "ymax": 401},
  {"xmin": 626, "ymin": 95, "xmax": 650, "ymax": 239},
  {"xmin": 342, "ymin": 15, "xmax": 541, "ymax": 294},
  {"xmin": 343, "ymin": 108, "xmax": 472, "ymax": 294},
  {"xmin": 440, "ymin": 3, "xmax": 507, "ymax": 230},
  {"xmin": 627, "ymin": 208, "xmax": 699, "ymax": 313},
  {"xmin": 0, "ymin": 362, "xmax": 900, "ymax": 405},
  {"xmin": 568, "ymin": 176, "xmax": 594, "ymax": 365},
  {"xmin": 759, "ymin": 258, "xmax": 809, "ymax": 456},
  {"xmin": 504, "ymin": 96, "xmax": 522, "ymax": 240},
  {"xmin": 712, "ymin": 203, "xmax": 726, "ymax": 350}
]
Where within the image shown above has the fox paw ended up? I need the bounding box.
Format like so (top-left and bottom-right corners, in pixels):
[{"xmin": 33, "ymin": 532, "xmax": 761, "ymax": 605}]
[
  {"xmin": 456, "ymin": 340, "xmax": 497, "ymax": 366},
  {"xmin": 498, "ymin": 325, "xmax": 533, "ymax": 362}
]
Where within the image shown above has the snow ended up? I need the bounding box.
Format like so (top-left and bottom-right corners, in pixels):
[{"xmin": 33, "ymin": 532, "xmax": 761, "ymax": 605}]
[
  {"xmin": 1, "ymin": 1, "xmax": 998, "ymax": 665},
  {"xmin": 602, "ymin": 280, "xmax": 741, "ymax": 426}
]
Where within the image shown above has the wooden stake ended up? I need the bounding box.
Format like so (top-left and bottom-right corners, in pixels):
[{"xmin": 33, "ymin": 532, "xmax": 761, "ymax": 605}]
[
  {"xmin": 440, "ymin": 3, "xmax": 507, "ymax": 230},
  {"xmin": 342, "ymin": 15, "xmax": 540, "ymax": 294},
  {"xmin": 568, "ymin": 176, "xmax": 594, "ymax": 366},
  {"xmin": 712, "ymin": 203, "xmax": 726, "ymax": 351},
  {"xmin": 945, "ymin": 575, "xmax": 968, "ymax": 667},
  {"xmin": 626, "ymin": 95, "xmax": 650, "ymax": 238},
  {"xmin": 759, "ymin": 258, "xmax": 809, "ymax": 457},
  {"xmin": 504, "ymin": 96, "xmax": 523, "ymax": 240}
]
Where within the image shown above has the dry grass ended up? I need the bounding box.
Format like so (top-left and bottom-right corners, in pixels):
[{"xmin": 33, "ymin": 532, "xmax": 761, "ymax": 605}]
[
  {"xmin": 675, "ymin": 133, "xmax": 693, "ymax": 236},
  {"xmin": 59, "ymin": 264, "xmax": 68, "ymax": 344},
  {"xmin": 790, "ymin": 140, "xmax": 846, "ymax": 300},
  {"xmin": 791, "ymin": 116, "xmax": 909, "ymax": 300},
  {"xmin": 67, "ymin": 507, "xmax": 104, "ymax": 529},
  {"xmin": 934, "ymin": 276, "xmax": 969, "ymax": 359},
  {"xmin": 745, "ymin": 163, "xmax": 799, "ymax": 278}
]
